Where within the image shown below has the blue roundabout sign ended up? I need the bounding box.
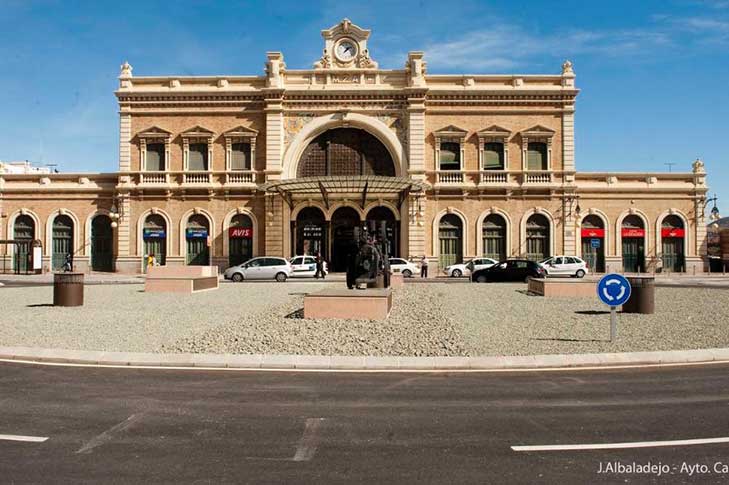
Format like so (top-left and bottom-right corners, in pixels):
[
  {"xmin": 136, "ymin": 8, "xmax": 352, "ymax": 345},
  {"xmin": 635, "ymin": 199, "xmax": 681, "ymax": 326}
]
[{"xmin": 597, "ymin": 273, "xmax": 632, "ymax": 307}]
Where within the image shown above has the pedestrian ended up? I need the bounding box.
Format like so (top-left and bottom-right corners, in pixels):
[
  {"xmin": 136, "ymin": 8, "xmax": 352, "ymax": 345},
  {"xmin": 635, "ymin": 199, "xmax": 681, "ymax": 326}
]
[
  {"xmin": 314, "ymin": 251, "xmax": 325, "ymax": 280},
  {"xmin": 63, "ymin": 253, "xmax": 73, "ymax": 272},
  {"xmin": 147, "ymin": 253, "xmax": 155, "ymax": 269},
  {"xmin": 420, "ymin": 255, "xmax": 428, "ymax": 278}
]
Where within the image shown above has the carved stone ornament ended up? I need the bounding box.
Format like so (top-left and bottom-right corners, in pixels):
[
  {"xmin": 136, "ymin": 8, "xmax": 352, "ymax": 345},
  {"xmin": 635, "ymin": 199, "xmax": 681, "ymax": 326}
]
[
  {"xmin": 692, "ymin": 158, "xmax": 705, "ymax": 173},
  {"xmin": 314, "ymin": 19, "xmax": 378, "ymax": 70},
  {"xmin": 284, "ymin": 114, "xmax": 315, "ymax": 145},
  {"xmin": 120, "ymin": 61, "xmax": 133, "ymax": 78},
  {"xmin": 265, "ymin": 52, "xmax": 286, "ymax": 88},
  {"xmin": 561, "ymin": 60, "xmax": 574, "ymax": 76}
]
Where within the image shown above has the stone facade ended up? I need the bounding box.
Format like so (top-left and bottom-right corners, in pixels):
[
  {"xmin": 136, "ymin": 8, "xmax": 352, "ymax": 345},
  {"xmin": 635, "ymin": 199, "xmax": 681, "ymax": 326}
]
[{"xmin": 0, "ymin": 20, "xmax": 709, "ymax": 275}]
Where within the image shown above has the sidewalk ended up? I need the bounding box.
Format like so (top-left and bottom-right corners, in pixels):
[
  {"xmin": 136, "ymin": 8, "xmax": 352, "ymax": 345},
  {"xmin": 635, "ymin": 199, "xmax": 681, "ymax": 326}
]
[{"xmin": 0, "ymin": 272, "xmax": 145, "ymax": 285}]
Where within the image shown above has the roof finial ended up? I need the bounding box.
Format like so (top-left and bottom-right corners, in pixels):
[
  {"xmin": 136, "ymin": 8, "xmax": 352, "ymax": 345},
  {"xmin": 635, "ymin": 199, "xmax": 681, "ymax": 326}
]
[
  {"xmin": 561, "ymin": 60, "xmax": 574, "ymax": 76},
  {"xmin": 120, "ymin": 61, "xmax": 133, "ymax": 78}
]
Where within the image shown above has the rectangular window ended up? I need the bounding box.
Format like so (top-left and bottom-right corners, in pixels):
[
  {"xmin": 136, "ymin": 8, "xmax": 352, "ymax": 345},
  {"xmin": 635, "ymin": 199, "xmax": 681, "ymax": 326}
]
[
  {"xmin": 146, "ymin": 143, "xmax": 165, "ymax": 171},
  {"xmin": 483, "ymin": 142, "xmax": 504, "ymax": 169},
  {"xmin": 231, "ymin": 143, "xmax": 251, "ymax": 171},
  {"xmin": 188, "ymin": 143, "xmax": 208, "ymax": 171},
  {"xmin": 527, "ymin": 142, "xmax": 548, "ymax": 170},
  {"xmin": 439, "ymin": 142, "xmax": 461, "ymax": 170}
]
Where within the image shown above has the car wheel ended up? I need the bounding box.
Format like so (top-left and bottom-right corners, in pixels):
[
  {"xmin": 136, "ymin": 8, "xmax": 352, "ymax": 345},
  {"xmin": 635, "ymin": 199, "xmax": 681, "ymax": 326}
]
[
  {"xmin": 275, "ymin": 272, "xmax": 287, "ymax": 282},
  {"xmin": 232, "ymin": 273, "xmax": 243, "ymax": 282},
  {"xmin": 576, "ymin": 269, "xmax": 586, "ymax": 278},
  {"xmin": 452, "ymin": 269, "xmax": 462, "ymax": 278},
  {"xmin": 402, "ymin": 269, "xmax": 412, "ymax": 278},
  {"xmin": 476, "ymin": 275, "xmax": 488, "ymax": 283}
]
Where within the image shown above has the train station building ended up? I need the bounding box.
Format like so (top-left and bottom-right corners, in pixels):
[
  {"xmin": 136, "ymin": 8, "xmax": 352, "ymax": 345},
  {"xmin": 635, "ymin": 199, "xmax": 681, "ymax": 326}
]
[{"xmin": 0, "ymin": 19, "xmax": 711, "ymax": 274}]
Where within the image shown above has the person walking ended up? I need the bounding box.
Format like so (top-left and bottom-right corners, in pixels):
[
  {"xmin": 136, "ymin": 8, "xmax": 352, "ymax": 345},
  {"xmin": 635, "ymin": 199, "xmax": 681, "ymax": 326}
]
[
  {"xmin": 420, "ymin": 255, "xmax": 428, "ymax": 278},
  {"xmin": 63, "ymin": 253, "xmax": 73, "ymax": 272},
  {"xmin": 314, "ymin": 252, "xmax": 325, "ymax": 280}
]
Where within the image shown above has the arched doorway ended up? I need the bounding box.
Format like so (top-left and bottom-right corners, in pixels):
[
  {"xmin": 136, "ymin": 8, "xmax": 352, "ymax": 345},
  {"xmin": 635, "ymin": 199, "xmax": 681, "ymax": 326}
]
[
  {"xmin": 526, "ymin": 214, "xmax": 550, "ymax": 261},
  {"xmin": 186, "ymin": 214, "xmax": 210, "ymax": 266},
  {"xmin": 13, "ymin": 215, "xmax": 35, "ymax": 273},
  {"xmin": 330, "ymin": 206, "xmax": 360, "ymax": 272},
  {"xmin": 294, "ymin": 207, "xmax": 327, "ymax": 258},
  {"xmin": 91, "ymin": 215, "xmax": 113, "ymax": 272},
  {"xmin": 229, "ymin": 214, "xmax": 253, "ymax": 267},
  {"xmin": 366, "ymin": 206, "xmax": 399, "ymax": 258},
  {"xmin": 143, "ymin": 214, "xmax": 167, "ymax": 267},
  {"xmin": 621, "ymin": 215, "xmax": 646, "ymax": 272},
  {"xmin": 297, "ymin": 128, "xmax": 396, "ymax": 177},
  {"xmin": 581, "ymin": 214, "xmax": 605, "ymax": 273},
  {"xmin": 439, "ymin": 214, "xmax": 463, "ymax": 268},
  {"xmin": 482, "ymin": 214, "xmax": 506, "ymax": 261},
  {"xmin": 52, "ymin": 215, "xmax": 74, "ymax": 270},
  {"xmin": 661, "ymin": 215, "xmax": 685, "ymax": 272}
]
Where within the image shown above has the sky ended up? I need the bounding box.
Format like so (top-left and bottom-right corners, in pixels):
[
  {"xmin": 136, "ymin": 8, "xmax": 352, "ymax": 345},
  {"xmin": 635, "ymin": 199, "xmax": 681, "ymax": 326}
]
[{"xmin": 1, "ymin": 0, "xmax": 727, "ymax": 215}]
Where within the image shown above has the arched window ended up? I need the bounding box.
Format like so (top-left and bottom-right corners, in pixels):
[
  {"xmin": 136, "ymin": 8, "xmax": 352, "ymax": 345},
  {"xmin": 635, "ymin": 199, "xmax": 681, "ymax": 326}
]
[
  {"xmin": 526, "ymin": 214, "xmax": 550, "ymax": 261},
  {"xmin": 143, "ymin": 214, "xmax": 167, "ymax": 267},
  {"xmin": 295, "ymin": 207, "xmax": 327, "ymax": 258},
  {"xmin": 13, "ymin": 215, "xmax": 35, "ymax": 273},
  {"xmin": 661, "ymin": 215, "xmax": 685, "ymax": 272},
  {"xmin": 91, "ymin": 215, "xmax": 113, "ymax": 272},
  {"xmin": 229, "ymin": 214, "xmax": 253, "ymax": 267},
  {"xmin": 482, "ymin": 214, "xmax": 506, "ymax": 261},
  {"xmin": 297, "ymin": 128, "xmax": 395, "ymax": 177},
  {"xmin": 52, "ymin": 214, "xmax": 74, "ymax": 270},
  {"xmin": 186, "ymin": 214, "xmax": 210, "ymax": 266},
  {"xmin": 439, "ymin": 214, "xmax": 463, "ymax": 268}
]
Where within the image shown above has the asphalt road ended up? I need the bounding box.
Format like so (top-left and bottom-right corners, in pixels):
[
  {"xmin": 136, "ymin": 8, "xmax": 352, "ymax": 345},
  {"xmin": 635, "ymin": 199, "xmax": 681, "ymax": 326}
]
[{"xmin": 3, "ymin": 362, "xmax": 729, "ymax": 484}]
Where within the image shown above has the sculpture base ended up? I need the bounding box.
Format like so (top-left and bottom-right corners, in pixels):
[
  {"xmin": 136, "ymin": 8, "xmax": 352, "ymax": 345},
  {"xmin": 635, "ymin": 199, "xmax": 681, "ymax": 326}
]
[
  {"xmin": 528, "ymin": 278, "xmax": 596, "ymax": 297},
  {"xmin": 145, "ymin": 266, "xmax": 219, "ymax": 294},
  {"xmin": 390, "ymin": 273, "xmax": 405, "ymax": 288},
  {"xmin": 304, "ymin": 288, "xmax": 393, "ymax": 320}
]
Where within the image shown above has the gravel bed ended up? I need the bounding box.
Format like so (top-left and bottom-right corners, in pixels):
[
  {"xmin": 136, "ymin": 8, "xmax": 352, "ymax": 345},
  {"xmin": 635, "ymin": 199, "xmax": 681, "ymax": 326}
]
[{"xmin": 1, "ymin": 282, "xmax": 728, "ymax": 356}]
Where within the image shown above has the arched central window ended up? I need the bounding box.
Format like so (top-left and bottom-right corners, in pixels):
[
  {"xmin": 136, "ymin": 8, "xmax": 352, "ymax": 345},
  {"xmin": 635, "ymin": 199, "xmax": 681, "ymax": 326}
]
[{"xmin": 297, "ymin": 128, "xmax": 395, "ymax": 177}]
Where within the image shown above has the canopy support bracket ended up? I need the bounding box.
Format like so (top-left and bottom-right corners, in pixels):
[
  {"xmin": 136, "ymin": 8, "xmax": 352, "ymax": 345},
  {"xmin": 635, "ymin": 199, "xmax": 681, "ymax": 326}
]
[
  {"xmin": 318, "ymin": 181, "xmax": 330, "ymax": 210},
  {"xmin": 360, "ymin": 181, "xmax": 369, "ymax": 210}
]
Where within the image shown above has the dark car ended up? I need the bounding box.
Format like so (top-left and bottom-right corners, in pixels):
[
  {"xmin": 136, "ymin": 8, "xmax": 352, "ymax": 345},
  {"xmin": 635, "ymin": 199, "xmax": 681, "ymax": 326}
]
[{"xmin": 471, "ymin": 259, "xmax": 546, "ymax": 283}]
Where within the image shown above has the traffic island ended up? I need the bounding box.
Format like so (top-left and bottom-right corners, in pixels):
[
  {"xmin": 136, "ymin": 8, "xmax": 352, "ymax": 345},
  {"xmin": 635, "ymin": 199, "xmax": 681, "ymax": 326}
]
[
  {"xmin": 303, "ymin": 288, "xmax": 393, "ymax": 320},
  {"xmin": 144, "ymin": 266, "xmax": 219, "ymax": 294},
  {"xmin": 528, "ymin": 278, "xmax": 597, "ymax": 297}
]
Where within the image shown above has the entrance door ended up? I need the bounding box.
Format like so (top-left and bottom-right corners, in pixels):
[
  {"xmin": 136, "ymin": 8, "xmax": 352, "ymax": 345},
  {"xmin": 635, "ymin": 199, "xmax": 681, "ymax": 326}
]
[
  {"xmin": 91, "ymin": 215, "xmax": 113, "ymax": 272},
  {"xmin": 295, "ymin": 207, "xmax": 327, "ymax": 258},
  {"xmin": 330, "ymin": 207, "xmax": 360, "ymax": 272},
  {"xmin": 143, "ymin": 214, "xmax": 167, "ymax": 269},
  {"xmin": 662, "ymin": 237, "xmax": 684, "ymax": 272},
  {"xmin": 622, "ymin": 238, "xmax": 645, "ymax": 273},
  {"xmin": 186, "ymin": 214, "xmax": 210, "ymax": 266},
  {"xmin": 13, "ymin": 215, "xmax": 34, "ymax": 273},
  {"xmin": 52, "ymin": 215, "xmax": 74, "ymax": 270},
  {"xmin": 229, "ymin": 214, "xmax": 253, "ymax": 267},
  {"xmin": 581, "ymin": 238, "xmax": 605, "ymax": 273}
]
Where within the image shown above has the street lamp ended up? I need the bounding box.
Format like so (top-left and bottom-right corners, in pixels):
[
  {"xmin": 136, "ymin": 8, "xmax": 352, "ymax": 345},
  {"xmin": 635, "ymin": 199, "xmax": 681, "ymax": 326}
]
[
  {"xmin": 109, "ymin": 197, "xmax": 124, "ymax": 229},
  {"xmin": 703, "ymin": 193, "xmax": 721, "ymax": 222}
]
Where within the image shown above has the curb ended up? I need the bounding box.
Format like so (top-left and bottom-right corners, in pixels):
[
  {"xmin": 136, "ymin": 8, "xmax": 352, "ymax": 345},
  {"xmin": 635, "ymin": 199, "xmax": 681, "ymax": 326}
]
[{"xmin": 2, "ymin": 346, "xmax": 729, "ymax": 372}]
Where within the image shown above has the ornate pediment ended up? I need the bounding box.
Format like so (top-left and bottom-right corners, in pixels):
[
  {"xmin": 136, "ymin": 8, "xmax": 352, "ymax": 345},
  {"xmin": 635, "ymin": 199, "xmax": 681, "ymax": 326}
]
[
  {"xmin": 314, "ymin": 18, "xmax": 378, "ymax": 70},
  {"xmin": 521, "ymin": 125, "xmax": 556, "ymax": 138},
  {"xmin": 224, "ymin": 125, "xmax": 258, "ymax": 138},
  {"xmin": 182, "ymin": 125, "xmax": 215, "ymax": 139},
  {"xmin": 477, "ymin": 125, "xmax": 511, "ymax": 139},
  {"xmin": 434, "ymin": 125, "xmax": 468, "ymax": 141},
  {"xmin": 137, "ymin": 126, "xmax": 172, "ymax": 139}
]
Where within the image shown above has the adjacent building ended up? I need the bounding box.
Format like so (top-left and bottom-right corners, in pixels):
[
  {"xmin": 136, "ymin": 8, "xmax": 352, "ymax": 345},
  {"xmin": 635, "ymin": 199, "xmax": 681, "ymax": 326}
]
[{"xmin": 0, "ymin": 19, "xmax": 711, "ymax": 274}]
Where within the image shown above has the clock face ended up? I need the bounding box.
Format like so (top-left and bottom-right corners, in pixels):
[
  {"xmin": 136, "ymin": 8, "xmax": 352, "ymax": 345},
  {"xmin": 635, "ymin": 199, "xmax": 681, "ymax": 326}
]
[{"xmin": 335, "ymin": 39, "xmax": 357, "ymax": 62}]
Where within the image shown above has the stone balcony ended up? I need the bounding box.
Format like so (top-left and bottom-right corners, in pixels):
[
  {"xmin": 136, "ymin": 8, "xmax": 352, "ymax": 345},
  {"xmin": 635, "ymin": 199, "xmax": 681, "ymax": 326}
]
[
  {"xmin": 128, "ymin": 171, "xmax": 258, "ymax": 190},
  {"xmin": 430, "ymin": 170, "xmax": 561, "ymax": 190}
]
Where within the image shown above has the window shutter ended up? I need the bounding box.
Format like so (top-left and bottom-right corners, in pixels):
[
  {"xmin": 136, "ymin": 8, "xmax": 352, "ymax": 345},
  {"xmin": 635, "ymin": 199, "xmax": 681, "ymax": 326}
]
[
  {"xmin": 146, "ymin": 143, "xmax": 165, "ymax": 171},
  {"xmin": 231, "ymin": 143, "xmax": 250, "ymax": 170},
  {"xmin": 527, "ymin": 142, "xmax": 547, "ymax": 170},
  {"xmin": 189, "ymin": 143, "xmax": 208, "ymax": 171},
  {"xmin": 440, "ymin": 142, "xmax": 461, "ymax": 170},
  {"xmin": 483, "ymin": 142, "xmax": 504, "ymax": 169}
]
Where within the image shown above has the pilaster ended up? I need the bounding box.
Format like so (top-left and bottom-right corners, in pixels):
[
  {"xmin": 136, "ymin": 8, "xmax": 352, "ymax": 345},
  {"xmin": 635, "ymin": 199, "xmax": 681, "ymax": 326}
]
[
  {"xmin": 119, "ymin": 109, "xmax": 132, "ymax": 172},
  {"xmin": 562, "ymin": 108, "xmax": 575, "ymax": 172},
  {"xmin": 406, "ymin": 95, "xmax": 427, "ymax": 179},
  {"xmin": 264, "ymin": 195, "xmax": 284, "ymax": 256},
  {"xmin": 406, "ymin": 195, "xmax": 425, "ymax": 259},
  {"xmin": 264, "ymin": 96, "xmax": 285, "ymax": 180}
]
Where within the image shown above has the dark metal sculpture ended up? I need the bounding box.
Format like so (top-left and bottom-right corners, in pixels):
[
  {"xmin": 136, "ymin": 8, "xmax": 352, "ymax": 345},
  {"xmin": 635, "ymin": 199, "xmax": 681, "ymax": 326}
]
[{"xmin": 346, "ymin": 221, "xmax": 391, "ymax": 289}]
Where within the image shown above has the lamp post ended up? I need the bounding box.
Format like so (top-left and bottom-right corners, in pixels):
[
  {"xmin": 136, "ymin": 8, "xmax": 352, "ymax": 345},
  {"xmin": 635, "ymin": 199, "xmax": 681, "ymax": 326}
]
[
  {"xmin": 109, "ymin": 195, "xmax": 125, "ymax": 229},
  {"xmin": 702, "ymin": 193, "xmax": 720, "ymax": 222}
]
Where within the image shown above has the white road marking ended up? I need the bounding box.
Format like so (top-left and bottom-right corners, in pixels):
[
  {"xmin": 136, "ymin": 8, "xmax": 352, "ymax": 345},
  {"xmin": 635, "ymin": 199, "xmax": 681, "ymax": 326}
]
[
  {"xmin": 76, "ymin": 413, "xmax": 144, "ymax": 454},
  {"xmin": 512, "ymin": 436, "xmax": 729, "ymax": 452},
  {"xmin": 0, "ymin": 434, "xmax": 48, "ymax": 443},
  {"xmin": 293, "ymin": 418, "xmax": 325, "ymax": 462}
]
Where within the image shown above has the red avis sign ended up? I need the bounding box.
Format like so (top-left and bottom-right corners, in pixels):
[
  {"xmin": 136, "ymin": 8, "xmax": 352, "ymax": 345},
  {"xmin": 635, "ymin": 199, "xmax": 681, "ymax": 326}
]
[
  {"xmin": 229, "ymin": 227, "xmax": 253, "ymax": 239},
  {"xmin": 661, "ymin": 228, "xmax": 685, "ymax": 238},
  {"xmin": 581, "ymin": 228, "xmax": 605, "ymax": 238}
]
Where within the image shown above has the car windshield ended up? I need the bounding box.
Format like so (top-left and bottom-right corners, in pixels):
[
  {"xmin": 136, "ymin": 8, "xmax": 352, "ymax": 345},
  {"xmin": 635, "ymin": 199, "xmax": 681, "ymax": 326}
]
[{"xmin": 539, "ymin": 257, "xmax": 553, "ymax": 264}]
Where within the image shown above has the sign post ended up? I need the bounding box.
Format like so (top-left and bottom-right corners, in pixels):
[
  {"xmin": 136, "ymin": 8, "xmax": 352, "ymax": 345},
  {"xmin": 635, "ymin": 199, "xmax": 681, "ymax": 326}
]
[{"xmin": 597, "ymin": 274, "xmax": 632, "ymax": 341}]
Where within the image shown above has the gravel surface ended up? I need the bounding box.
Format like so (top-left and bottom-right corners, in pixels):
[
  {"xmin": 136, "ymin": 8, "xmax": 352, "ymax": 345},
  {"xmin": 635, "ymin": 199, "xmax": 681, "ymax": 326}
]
[{"xmin": 1, "ymin": 282, "xmax": 728, "ymax": 356}]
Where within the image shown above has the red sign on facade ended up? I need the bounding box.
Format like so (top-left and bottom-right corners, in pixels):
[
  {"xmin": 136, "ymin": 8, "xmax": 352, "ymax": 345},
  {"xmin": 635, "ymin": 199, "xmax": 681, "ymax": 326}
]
[
  {"xmin": 622, "ymin": 228, "xmax": 645, "ymax": 238},
  {"xmin": 661, "ymin": 228, "xmax": 685, "ymax": 238},
  {"xmin": 229, "ymin": 227, "xmax": 253, "ymax": 239},
  {"xmin": 581, "ymin": 228, "xmax": 605, "ymax": 238}
]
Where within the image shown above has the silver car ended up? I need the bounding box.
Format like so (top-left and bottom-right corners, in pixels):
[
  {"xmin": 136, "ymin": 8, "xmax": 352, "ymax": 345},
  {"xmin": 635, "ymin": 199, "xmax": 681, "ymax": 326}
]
[{"xmin": 223, "ymin": 257, "xmax": 291, "ymax": 282}]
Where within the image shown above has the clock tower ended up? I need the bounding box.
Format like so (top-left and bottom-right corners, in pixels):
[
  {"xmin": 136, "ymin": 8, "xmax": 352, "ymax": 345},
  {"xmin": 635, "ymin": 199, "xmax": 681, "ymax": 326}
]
[{"xmin": 314, "ymin": 18, "xmax": 378, "ymax": 69}]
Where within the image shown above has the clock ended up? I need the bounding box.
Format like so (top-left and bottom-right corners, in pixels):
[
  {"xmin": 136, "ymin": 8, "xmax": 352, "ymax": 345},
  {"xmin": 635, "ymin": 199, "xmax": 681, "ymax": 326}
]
[{"xmin": 335, "ymin": 39, "xmax": 358, "ymax": 62}]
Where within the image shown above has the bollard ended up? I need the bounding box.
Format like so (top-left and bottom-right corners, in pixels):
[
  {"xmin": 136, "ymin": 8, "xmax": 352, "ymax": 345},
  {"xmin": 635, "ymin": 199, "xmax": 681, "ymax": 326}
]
[{"xmin": 622, "ymin": 276, "xmax": 655, "ymax": 314}]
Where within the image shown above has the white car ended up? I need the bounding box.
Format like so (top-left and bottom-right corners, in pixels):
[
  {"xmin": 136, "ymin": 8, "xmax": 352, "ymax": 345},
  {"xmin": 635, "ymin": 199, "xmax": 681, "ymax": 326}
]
[
  {"xmin": 539, "ymin": 256, "xmax": 589, "ymax": 278},
  {"xmin": 223, "ymin": 257, "xmax": 291, "ymax": 282},
  {"xmin": 444, "ymin": 257, "xmax": 498, "ymax": 277},
  {"xmin": 388, "ymin": 257, "xmax": 420, "ymax": 278},
  {"xmin": 289, "ymin": 255, "xmax": 328, "ymax": 278}
]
